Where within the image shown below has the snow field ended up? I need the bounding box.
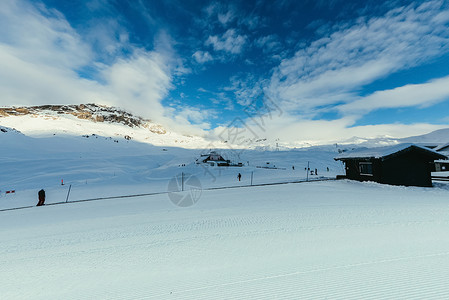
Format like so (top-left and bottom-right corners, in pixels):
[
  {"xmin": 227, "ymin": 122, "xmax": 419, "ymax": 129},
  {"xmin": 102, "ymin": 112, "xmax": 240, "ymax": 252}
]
[
  {"xmin": 1, "ymin": 180, "xmax": 449, "ymax": 299},
  {"xmin": 0, "ymin": 130, "xmax": 342, "ymax": 210}
]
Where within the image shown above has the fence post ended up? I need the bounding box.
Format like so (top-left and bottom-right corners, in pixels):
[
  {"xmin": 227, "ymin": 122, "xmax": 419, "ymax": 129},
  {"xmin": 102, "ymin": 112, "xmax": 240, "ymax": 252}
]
[
  {"xmin": 306, "ymin": 161, "xmax": 309, "ymax": 182},
  {"xmin": 65, "ymin": 184, "xmax": 72, "ymax": 203}
]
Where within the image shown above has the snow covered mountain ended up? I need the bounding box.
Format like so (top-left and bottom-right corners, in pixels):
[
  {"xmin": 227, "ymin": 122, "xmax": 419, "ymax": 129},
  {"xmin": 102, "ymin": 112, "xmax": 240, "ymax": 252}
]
[
  {"xmin": 400, "ymin": 128, "xmax": 449, "ymax": 145},
  {"xmin": 0, "ymin": 104, "xmax": 215, "ymax": 148},
  {"xmin": 2, "ymin": 103, "xmax": 449, "ymax": 150},
  {"xmin": 2, "ymin": 106, "xmax": 449, "ymax": 299},
  {"xmin": 338, "ymin": 128, "xmax": 449, "ymax": 148}
]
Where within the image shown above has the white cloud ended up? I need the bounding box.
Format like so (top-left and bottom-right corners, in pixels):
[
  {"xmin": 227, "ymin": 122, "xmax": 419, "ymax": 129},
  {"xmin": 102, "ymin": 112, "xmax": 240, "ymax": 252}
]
[
  {"xmin": 205, "ymin": 29, "xmax": 247, "ymax": 54},
  {"xmin": 98, "ymin": 49, "xmax": 172, "ymax": 120},
  {"xmin": 0, "ymin": 0, "xmax": 97, "ymax": 106},
  {"xmin": 0, "ymin": 0, "xmax": 207, "ymax": 135},
  {"xmin": 213, "ymin": 113, "xmax": 447, "ymax": 146},
  {"xmin": 225, "ymin": 1, "xmax": 449, "ymax": 145},
  {"xmin": 269, "ymin": 0, "xmax": 449, "ymax": 116},
  {"xmin": 218, "ymin": 10, "xmax": 235, "ymax": 26},
  {"xmin": 0, "ymin": 0, "xmax": 92, "ymax": 70},
  {"xmin": 203, "ymin": 3, "xmax": 236, "ymax": 27},
  {"xmin": 223, "ymin": 74, "xmax": 266, "ymax": 107},
  {"xmin": 192, "ymin": 50, "xmax": 213, "ymax": 64},
  {"xmin": 84, "ymin": 17, "xmax": 130, "ymax": 59},
  {"xmin": 175, "ymin": 106, "xmax": 214, "ymax": 127},
  {"xmin": 254, "ymin": 35, "xmax": 281, "ymax": 53},
  {"xmin": 340, "ymin": 76, "xmax": 449, "ymax": 114},
  {"xmin": 210, "ymin": 92, "xmax": 234, "ymax": 111}
]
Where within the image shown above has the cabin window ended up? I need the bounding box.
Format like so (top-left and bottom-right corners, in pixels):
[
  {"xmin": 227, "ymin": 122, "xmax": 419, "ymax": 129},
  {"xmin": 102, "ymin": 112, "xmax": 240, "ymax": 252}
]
[{"xmin": 359, "ymin": 162, "xmax": 373, "ymax": 176}]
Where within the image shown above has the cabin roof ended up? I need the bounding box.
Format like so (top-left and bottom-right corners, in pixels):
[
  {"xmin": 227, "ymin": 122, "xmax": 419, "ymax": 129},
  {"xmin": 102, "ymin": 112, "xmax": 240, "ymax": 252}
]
[
  {"xmin": 335, "ymin": 143, "xmax": 447, "ymax": 161},
  {"xmin": 435, "ymin": 142, "xmax": 449, "ymax": 152}
]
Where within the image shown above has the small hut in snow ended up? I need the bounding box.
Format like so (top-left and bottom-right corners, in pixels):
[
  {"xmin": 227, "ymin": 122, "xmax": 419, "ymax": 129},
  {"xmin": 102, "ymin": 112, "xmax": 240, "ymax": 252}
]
[
  {"xmin": 335, "ymin": 144, "xmax": 447, "ymax": 187},
  {"xmin": 200, "ymin": 151, "xmax": 230, "ymax": 166}
]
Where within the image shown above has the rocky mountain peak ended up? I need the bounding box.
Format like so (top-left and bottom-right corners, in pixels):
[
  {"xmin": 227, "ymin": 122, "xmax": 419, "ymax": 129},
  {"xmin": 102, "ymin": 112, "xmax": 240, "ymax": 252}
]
[{"xmin": 0, "ymin": 103, "xmax": 167, "ymax": 134}]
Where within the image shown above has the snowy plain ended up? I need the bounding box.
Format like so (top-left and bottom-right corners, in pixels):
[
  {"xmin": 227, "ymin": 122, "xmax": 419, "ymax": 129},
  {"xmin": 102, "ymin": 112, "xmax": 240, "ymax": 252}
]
[
  {"xmin": 2, "ymin": 117, "xmax": 449, "ymax": 299},
  {"xmin": 0, "ymin": 123, "xmax": 342, "ymax": 210},
  {"xmin": 1, "ymin": 180, "xmax": 449, "ymax": 299}
]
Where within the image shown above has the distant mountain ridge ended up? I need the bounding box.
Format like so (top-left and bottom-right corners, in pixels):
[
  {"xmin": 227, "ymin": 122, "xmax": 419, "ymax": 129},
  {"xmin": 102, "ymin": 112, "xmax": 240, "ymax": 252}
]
[
  {"xmin": 400, "ymin": 128, "xmax": 449, "ymax": 144},
  {"xmin": 0, "ymin": 103, "xmax": 167, "ymax": 134},
  {"xmin": 1, "ymin": 103, "xmax": 449, "ymax": 149},
  {"xmin": 337, "ymin": 128, "xmax": 449, "ymax": 149},
  {"xmin": 0, "ymin": 103, "xmax": 215, "ymax": 148}
]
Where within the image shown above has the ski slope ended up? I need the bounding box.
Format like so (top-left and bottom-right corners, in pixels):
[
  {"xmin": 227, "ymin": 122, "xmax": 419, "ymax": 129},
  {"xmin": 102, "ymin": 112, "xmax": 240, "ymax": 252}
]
[
  {"xmin": 0, "ymin": 126, "xmax": 342, "ymax": 210},
  {"xmin": 2, "ymin": 123, "xmax": 449, "ymax": 299},
  {"xmin": 1, "ymin": 180, "xmax": 449, "ymax": 299}
]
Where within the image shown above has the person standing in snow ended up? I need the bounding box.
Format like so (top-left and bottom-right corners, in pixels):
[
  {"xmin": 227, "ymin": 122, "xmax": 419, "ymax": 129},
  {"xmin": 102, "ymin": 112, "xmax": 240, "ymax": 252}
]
[
  {"xmin": 237, "ymin": 173, "xmax": 242, "ymax": 181},
  {"xmin": 37, "ymin": 189, "xmax": 45, "ymax": 206}
]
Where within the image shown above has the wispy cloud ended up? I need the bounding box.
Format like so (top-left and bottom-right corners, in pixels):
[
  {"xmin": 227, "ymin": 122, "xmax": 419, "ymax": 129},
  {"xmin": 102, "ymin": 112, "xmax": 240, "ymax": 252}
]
[
  {"xmin": 209, "ymin": 92, "xmax": 235, "ymax": 111},
  {"xmin": 212, "ymin": 112, "xmax": 447, "ymax": 146},
  {"xmin": 223, "ymin": 74, "xmax": 266, "ymax": 107},
  {"xmin": 0, "ymin": 0, "xmax": 205, "ymax": 134},
  {"xmin": 0, "ymin": 0, "xmax": 92, "ymax": 70},
  {"xmin": 218, "ymin": 10, "xmax": 235, "ymax": 26},
  {"xmin": 192, "ymin": 50, "xmax": 213, "ymax": 64},
  {"xmin": 340, "ymin": 75, "xmax": 449, "ymax": 114},
  {"xmin": 254, "ymin": 35, "xmax": 282, "ymax": 53},
  {"xmin": 269, "ymin": 0, "xmax": 449, "ymax": 116},
  {"xmin": 205, "ymin": 29, "xmax": 247, "ymax": 54},
  {"xmin": 223, "ymin": 0, "xmax": 449, "ymax": 144}
]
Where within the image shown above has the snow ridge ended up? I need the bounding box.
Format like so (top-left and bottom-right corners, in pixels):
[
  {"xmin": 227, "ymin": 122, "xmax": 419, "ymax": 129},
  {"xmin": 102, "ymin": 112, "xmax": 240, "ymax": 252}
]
[{"xmin": 0, "ymin": 104, "xmax": 167, "ymax": 134}]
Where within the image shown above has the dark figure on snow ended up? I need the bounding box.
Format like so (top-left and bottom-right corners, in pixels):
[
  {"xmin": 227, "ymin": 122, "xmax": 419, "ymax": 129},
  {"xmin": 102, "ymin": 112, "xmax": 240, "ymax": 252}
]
[
  {"xmin": 37, "ymin": 189, "xmax": 45, "ymax": 206},
  {"xmin": 315, "ymin": 168, "xmax": 318, "ymax": 176},
  {"xmin": 238, "ymin": 173, "xmax": 242, "ymax": 181},
  {"xmin": 292, "ymin": 165, "xmax": 295, "ymax": 170}
]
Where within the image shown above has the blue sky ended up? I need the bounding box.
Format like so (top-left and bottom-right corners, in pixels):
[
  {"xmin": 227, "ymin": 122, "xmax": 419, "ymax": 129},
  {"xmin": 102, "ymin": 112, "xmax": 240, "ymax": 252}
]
[{"xmin": 1, "ymin": 0, "xmax": 449, "ymax": 144}]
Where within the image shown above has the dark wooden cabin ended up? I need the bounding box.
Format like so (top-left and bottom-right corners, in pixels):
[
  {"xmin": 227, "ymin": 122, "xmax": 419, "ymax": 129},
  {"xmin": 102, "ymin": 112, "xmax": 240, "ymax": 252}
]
[
  {"xmin": 201, "ymin": 151, "xmax": 230, "ymax": 166},
  {"xmin": 335, "ymin": 144, "xmax": 447, "ymax": 187}
]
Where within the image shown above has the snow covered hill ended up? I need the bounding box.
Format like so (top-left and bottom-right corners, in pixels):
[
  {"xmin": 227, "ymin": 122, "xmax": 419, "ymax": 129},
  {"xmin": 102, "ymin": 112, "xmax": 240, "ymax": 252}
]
[
  {"xmin": 0, "ymin": 121, "xmax": 344, "ymax": 210},
  {"xmin": 2, "ymin": 105, "xmax": 449, "ymax": 299},
  {"xmin": 400, "ymin": 128, "xmax": 449, "ymax": 145},
  {"xmin": 0, "ymin": 104, "xmax": 214, "ymax": 148},
  {"xmin": 1, "ymin": 103, "xmax": 449, "ymax": 210},
  {"xmin": 2, "ymin": 103, "xmax": 449, "ymax": 149}
]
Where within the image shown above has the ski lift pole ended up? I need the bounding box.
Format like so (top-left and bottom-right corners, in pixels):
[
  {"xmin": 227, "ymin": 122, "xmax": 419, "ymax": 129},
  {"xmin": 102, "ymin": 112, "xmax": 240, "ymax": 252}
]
[
  {"xmin": 65, "ymin": 184, "xmax": 72, "ymax": 203},
  {"xmin": 251, "ymin": 171, "xmax": 254, "ymax": 186}
]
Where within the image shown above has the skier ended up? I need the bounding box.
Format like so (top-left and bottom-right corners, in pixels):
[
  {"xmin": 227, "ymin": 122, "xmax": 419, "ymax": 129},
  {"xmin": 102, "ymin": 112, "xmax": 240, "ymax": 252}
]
[
  {"xmin": 292, "ymin": 165, "xmax": 295, "ymax": 170},
  {"xmin": 315, "ymin": 168, "xmax": 318, "ymax": 176},
  {"xmin": 237, "ymin": 173, "xmax": 242, "ymax": 181},
  {"xmin": 37, "ymin": 189, "xmax": 45, "ymax": 206}
]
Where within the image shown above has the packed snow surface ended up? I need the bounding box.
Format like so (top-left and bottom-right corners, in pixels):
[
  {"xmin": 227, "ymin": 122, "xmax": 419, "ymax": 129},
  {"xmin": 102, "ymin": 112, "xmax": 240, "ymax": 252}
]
[
  {"xmin": 2, "ymin": 121, "xmax": 449, "ymax": 299},
  {"xmin": 1, "ymin": 180, "xmax": 449, "ymax": 299},
  {"xmin": 0, "ymin": 126, "xmax": 342, "ymax": 210}
]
